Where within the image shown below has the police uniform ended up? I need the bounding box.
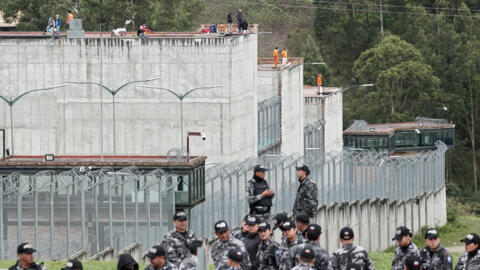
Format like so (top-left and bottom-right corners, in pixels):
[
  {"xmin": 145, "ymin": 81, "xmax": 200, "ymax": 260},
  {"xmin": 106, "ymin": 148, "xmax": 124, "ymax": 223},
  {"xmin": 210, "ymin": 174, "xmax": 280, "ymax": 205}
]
[
  {"xmin": 292, "ymin": 246, "xmax": 316, "ymax": 270},
  {"xmin": 232, "ymin": 215, "xmax": 250, "ymax": 241},
  {"xmin": 455, "ymin": 233, "xmax": 480, "ymax": 270},
  {"xmin": 145, "ymin": 263, "xmax": 177, "ymax": 270},
  {"xmin": 298, "ymin": 224, "xmax": 330, "ymax": 270},
  {"xmin": 257, "ymin": 222, "xmax": 292, "ymax": 270},
  {"xmin": 293, "ymin": 166, "xmax": 318, "ymax": 218},
  {"xmin": 391, "ymin": 227, "xmax": 420, "ymax": 270},
  {"xmin": 210, "ymin": 220, "xmax": 251, "ymax": 269},
  {"xmin": 145, "ymin": 245, "xmax": 178, "ymax": 270},
  {"xmin": 8, "ymin": 243, "xmax": 45, "ymax": 270},
  {"xmin": 178, "ymin": 255, "xmax": 197, "ymax": 270},
  {"xmin": 217, "ymin": 249, "xmax": 245, "ymax": 270},
  {"xmin": 160, "ymin": 212, "xmax": 198, "ymax": 267},
  {"xmin": 247, "ymin": 165, "xmax": 273, "ymax": 222},
  {"xmin": 243, "ymin": 215, "xmax": 262, "ymax": 269},
  {"xmin": 420, "ymin": 229, "xmax": 453, "ymax": 270},
  {"xmin": 331, "ymin": 227, "xmax": 374, "ymax": 270},
  {"xmin": 281, "ymin": 220, "xmax": 306, "ymax": 266}
]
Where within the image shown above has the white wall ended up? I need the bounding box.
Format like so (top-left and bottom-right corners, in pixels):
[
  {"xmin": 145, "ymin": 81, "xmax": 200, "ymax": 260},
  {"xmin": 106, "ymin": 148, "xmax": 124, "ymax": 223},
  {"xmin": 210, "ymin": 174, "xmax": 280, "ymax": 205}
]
[
  {"xmin": 311, "ymin": 186, "xmax": 447, "ymax": 253},
  {"xmin": 0, "ymin": 35, "xmax": 258, "ymax": 163}
]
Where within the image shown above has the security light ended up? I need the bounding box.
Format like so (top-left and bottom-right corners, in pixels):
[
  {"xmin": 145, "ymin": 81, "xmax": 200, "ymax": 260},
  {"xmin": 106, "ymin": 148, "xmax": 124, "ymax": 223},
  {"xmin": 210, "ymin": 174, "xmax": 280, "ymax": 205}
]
[{"xmin": 45, "ymin": 154, "xmax": 55, "ymax": 161}]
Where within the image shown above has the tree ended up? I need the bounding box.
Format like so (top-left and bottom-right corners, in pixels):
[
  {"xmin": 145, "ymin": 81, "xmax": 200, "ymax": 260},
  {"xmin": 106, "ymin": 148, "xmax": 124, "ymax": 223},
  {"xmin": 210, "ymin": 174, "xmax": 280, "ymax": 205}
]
[
  {"xmin": 1, "ymin": 0, "xmax": 205, "ymax": 32},
  {"xmin": 450, "ymin": 39, "xmax": 480, "ymax": 192},
  {"xmin": 285, "ymin": 29, "xmax": 330, "ymax": 86},
  {"xmin": 351, "ymin": 35, "xmax": 443, "ymax": 123}
]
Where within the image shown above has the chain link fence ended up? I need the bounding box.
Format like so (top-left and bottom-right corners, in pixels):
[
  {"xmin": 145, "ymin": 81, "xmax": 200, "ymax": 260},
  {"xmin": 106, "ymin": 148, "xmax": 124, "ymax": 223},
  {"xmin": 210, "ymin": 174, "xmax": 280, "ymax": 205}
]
[
  {"xmin": 190, "ymin": 141, "xmax": 448, "ymax": 238},
  {"xmin": 0, "ymin": 167, "xmax": 177, "ymax": 260}
]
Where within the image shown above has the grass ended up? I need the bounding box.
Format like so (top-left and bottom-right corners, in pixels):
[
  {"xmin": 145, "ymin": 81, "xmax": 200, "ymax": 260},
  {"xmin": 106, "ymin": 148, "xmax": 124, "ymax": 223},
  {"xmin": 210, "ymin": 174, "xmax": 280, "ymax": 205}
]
[{"xmin": 1, "ymin": 216, "xmax": 477, "ymax": 270}]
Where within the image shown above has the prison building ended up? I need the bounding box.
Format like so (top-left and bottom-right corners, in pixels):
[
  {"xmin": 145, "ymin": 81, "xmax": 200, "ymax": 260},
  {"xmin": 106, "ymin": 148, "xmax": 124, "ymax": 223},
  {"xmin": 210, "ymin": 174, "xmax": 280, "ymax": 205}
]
[{"xmin": 343, "ymin": 117, "xmax": 455, "ymax": 154}]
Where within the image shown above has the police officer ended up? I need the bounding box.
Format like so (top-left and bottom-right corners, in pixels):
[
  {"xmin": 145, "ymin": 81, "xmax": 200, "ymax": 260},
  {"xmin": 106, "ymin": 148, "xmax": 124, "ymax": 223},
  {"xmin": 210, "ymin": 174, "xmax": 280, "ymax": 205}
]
[
  {"xmin": 210, "ymin": 220, "xmax": 251, "ymax": 269},
  {"xmin": 145, "ymin": 245, "xmax": 177, "ymax": 270},
  {"xmin": 218, "ymin": 249, "xmax": 245, "ymax": 270},
  {"xmin": 117, "ymin": 253, "xmax": 138, "ymax": 270},
  {"xmin": 420, "ymin": 228, "xmax": 453, "ymax": 270},
  {"xmin": 257, "ymin": 222, "xmax": 291, "ymax": 270},
  {"xmin": 405, "ymin": 255, "xmax": 422, "ymax": 270},
  {"xmin": 295, "ymin": 224, "xmax": 329, "ymax": 270},
  {"xmin": 296, "ymin": 214, "xmax": 311, "ymax": 239},
  {"xmin": 273, "ymin": 212, "xmax": 289, "ymax": 231},
  {"xmin": 243, "ymin": 215, "xmax": 262, "ymax": 269},
  {"xmin": 160, "ymin": 212, "xmax": 198, "ymax": 267},
  {"xmin": 281, "ymin": 220, "xmax": 306, "ymax": 266},
  {"xmin": 62, "ymin": 260, "xmax": 83, "ymax": 270},
  {"xmin": 9, "ymin": 243, "xmax": 46, "ymax": 270},
  {"xmin": 179, "ymin": 240, "xmax": 203, "ymax": 270},
  {"xmin": 455, "ymin": 233, "xmax": 480, "ymax": 270},
  {"xmin": 232, "ymin": 215, "xmax": 251, "ymax": 241},
  {"xmin": 293, "ymin": 165, "xmax": 318, "ymax": 218},
  {"xmin": 331, "ymin": 227, "xmax": 374, "ymax": 270},
  {"xmin": 391, "ymin": 227, "xmax": 420, "ymax": 270},
  {"xmin": 293, "ymin": 246, "xmax": 316, "ymax": 270},
  {"xmin": 247, "ymin": 165, "xmax": 274, "ymax": 222}
]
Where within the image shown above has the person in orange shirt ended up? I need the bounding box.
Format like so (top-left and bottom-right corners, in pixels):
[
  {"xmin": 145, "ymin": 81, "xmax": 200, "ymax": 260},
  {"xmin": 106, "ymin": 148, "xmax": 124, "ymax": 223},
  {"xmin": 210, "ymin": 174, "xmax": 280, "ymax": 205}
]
[
  {"xmin": 317, "ymin": 74, "xmax": 323, "ymax": 94},
  {"xmin": 273, "ymin": 47, "xmax": 279, "ymax": 69},
  {"xmin": 66, "ymin": 10, "xmax": 73, "ymax": 27},
  {"xmin": 281, "ymin": 48, "xmax": 287, "ymax": 66}
]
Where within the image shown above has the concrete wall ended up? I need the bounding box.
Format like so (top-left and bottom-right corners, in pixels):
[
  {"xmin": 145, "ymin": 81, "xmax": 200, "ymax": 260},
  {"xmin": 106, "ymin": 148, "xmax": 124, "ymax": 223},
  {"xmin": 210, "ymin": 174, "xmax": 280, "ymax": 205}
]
[
  {"xmin": 256, "ymin": 66, "xmax": 304, "ymax": 155},
  {"xmin": 311, "ymin": 186, "xmax": 447, "ymax": 253},
  {"xmin": 0, "ymin": 35, "xmax": 258, "ymax": 163},
  {"xmin": 324, "ymin": 92, "xmax": 343, "ymax": 156},
  {"xmin": 280, "ymin": 68, "xmax": 304, "ymax": 155},
  {"xmin": 303, "ymin": 89, "xmax": 343, "ymax": 156}
]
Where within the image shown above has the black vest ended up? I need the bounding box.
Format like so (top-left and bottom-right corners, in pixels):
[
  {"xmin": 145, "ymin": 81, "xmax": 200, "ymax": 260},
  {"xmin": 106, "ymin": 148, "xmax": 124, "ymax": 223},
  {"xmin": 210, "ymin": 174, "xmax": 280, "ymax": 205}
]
[{"xmin": 251, "ymin": 176, "xmax": 272, "ymax": 207}]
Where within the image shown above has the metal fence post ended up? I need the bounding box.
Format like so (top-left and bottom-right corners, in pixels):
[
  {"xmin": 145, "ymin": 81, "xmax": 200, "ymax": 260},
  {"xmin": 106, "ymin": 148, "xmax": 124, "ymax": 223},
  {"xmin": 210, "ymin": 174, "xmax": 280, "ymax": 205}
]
[{"xmin": 50, "ymin": 176, "xmax": 54, "ymax": 258}]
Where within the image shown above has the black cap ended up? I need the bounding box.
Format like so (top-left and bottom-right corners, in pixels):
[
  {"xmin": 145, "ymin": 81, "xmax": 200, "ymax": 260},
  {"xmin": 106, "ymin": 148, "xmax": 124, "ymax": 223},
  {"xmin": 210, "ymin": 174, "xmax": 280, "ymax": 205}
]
[
  {"xmin": 300, "ymin": 245, "xmax": 315, "ymax": 259},
  {"xmin": 405, "ymin": 254, "xmax": 422, "ymax": 270},
  {"xmin": 295, "ymin": 213, "xmax": 310, "ymax": 224},
  {"xmin": 17, "ymin": 243, "xmax": 36, "ymax": 254},
  {"xmin": 245, "ymin": 215, "xmax": 259, "ymax": 225},
  {"xmin": 214, "ymin": 220, "xmax": 229, "ymax": 234},
  {"xmin": 273, "ymin": 212, "xmax": 289, "ymax": 230},
  {"xmin": 460, "ymin": 233, "xmax": 480, "ymax": 244},
  {"xmin": 340, "ymin": 227, "xmax": 354, "ymax": 240},
  {"xmin": 296, "ymin": 165, "xmax": 310, "ymax": 176},
  {"xmin": 258, "ymin": 222, "xmax": 271, "ymax": 231},
  {"xmin": 280, "ymin": 220, "xmax": 296, "ymax": 231},
  {"xmin": 62, "ymin": 260, "xmax": 83, "ymax": 270},
  {"xmin": 228, "ymin": 249, "xmax": 243, "ymax": 262},
  {"xmin": 306, "ymin": 224, "xmax": 322, "ymax": 240},
  {"xmin": 392, "ymin": 226, "xmax": 412, "ymax": 241},
  {"xmin": 173, "ymin": 212, "xmax": 187, "ymax": 221},
  {"xmin": 424, "ymin": 228, "xmax": 439, "ymax": 239},
  {"xmin": 254, "ymin": 165, "xmax": 268, "ymax": 172},
  {"xmin": 146, "ymin": 245, "xmax": 166, "ymax": 259}
]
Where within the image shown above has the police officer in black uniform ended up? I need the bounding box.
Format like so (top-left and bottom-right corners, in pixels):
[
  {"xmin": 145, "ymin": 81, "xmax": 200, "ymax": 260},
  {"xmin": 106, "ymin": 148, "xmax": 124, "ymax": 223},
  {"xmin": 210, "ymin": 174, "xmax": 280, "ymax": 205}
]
[
  {"xmin": 246, "ymin": 165, "xmax": 275, "ymax": 222},
  {"xmin": 9, "ymin": 243, "xmax": 45, "ymax": 270}
]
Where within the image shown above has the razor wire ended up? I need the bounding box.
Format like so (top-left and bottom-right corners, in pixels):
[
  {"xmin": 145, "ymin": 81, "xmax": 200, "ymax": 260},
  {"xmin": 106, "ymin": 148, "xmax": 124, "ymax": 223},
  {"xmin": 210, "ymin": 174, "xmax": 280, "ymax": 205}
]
[
  {"xmin": 0, "ymin": 167, "xmax": 178, "ymax": 260},
  {"xmin": 190, "ymin": 141, "xmax": 448, "ymax": 238}
]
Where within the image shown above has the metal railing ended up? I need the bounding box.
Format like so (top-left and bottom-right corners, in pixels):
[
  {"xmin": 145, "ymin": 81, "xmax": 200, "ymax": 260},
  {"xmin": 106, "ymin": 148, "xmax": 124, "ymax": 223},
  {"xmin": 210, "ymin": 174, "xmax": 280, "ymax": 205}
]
[
  {"xmin": 190, "ymin": 141, "xmax": 448, "ymax": 238},
  {"xmin": 304, "ymin": 120, "xmax": 325, "ymax": 158},
  {"xmin": 258, "ymin": 96, "xmax": 281, "ymax": 153},
  {"xmin": 0, "ymin": 167, "xmax": 177, "ymax": 260}
]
